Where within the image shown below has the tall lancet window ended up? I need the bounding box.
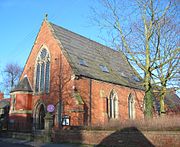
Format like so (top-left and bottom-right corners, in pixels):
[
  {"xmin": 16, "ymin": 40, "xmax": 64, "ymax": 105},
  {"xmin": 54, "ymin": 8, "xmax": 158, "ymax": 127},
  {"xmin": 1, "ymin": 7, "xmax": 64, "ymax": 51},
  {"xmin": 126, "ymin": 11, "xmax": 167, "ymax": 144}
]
[
  {"xmin": 35, "ymin": 48, "xmax": 50, "ymax": 93},
  {"xmin": 107, "ymin": 90, "xmax": 119, "ymax": 119},
  {"xmin": 128, "ymin": 94, "xmax": 135, "ymax": 119}
]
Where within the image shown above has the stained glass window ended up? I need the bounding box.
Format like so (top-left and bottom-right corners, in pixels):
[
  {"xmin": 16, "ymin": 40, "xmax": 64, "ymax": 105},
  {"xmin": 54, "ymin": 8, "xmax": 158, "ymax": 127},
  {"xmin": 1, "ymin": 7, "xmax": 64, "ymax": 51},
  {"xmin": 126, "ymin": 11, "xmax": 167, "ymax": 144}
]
[
  {"xmin": 45, "ymin": 61, "xmax": 50, "ymax": 93},
  {"xmin": 35, "ymin": 63, "xmax": 40, "ymax": 92},
  {"xmin": 40, "ymin": 63, "xmax": 45, "ymax": 91},
  {"xmin": 128, "ymin": 94, "xmax": 135, "ymax": 119},
  {"xmin": 35, "ymin": 48, "xmax": 50, "ymax": 93},
  {"xmin": 107, "ymin": 90, "xmax": 118, "ymax": 119},
  {"xmin": 40, "ymin": 49, "xmax": 47, "ymax": 59}
]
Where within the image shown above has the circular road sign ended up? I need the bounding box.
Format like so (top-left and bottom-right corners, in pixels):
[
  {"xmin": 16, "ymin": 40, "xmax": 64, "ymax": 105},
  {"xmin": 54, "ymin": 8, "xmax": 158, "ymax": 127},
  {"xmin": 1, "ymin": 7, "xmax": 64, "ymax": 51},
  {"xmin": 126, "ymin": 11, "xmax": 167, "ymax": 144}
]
[{"xmin": 47, "ymin": 104, "xmax": 55, "ymax": 112}]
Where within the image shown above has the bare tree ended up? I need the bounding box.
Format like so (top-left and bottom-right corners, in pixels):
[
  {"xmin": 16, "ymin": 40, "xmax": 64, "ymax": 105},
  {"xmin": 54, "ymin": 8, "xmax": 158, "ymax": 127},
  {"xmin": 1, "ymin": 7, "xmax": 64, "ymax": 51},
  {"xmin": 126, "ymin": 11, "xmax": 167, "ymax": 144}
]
[
  {"xmin": 1, "ymin": 63, "xmax": 22, "ymax": 95},
  {"xmin": 151, "ymin": 18, "xmax": 180, "ymax": 114},
  {"xmin": 91, "ymin": 0, "xmax": 179, "ymax": 117},
  {"xmin": 50, "ymin": 54, "xmax": 73, "ymax": 128}
]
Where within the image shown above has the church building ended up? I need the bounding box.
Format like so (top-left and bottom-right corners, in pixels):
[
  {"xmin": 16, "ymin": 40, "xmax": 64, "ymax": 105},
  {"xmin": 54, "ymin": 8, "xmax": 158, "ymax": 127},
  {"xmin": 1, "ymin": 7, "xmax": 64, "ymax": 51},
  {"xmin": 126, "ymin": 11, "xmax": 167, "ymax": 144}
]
[{"xmin": 9, "ymin": 18, "xmax": 144, "ymax": 131}]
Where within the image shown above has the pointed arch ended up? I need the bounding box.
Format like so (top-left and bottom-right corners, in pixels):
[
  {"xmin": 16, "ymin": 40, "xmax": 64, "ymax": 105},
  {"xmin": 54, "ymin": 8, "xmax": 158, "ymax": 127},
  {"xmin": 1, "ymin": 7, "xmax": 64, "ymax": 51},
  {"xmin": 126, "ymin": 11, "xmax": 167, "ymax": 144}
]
[
  {"xmin": 33, "ymin": 100, "xmax": 46, "ymax": 130},
  {"xmin": 128, "ymin": 93, "xmax": 135, "ymax": 119},
  {"xmin": 34, "ymin": 46, "xmax": 50, "ymax": 93},
  {"xmin": 107, "ymin": 90, "xmax": 119, "ymax": 119}
]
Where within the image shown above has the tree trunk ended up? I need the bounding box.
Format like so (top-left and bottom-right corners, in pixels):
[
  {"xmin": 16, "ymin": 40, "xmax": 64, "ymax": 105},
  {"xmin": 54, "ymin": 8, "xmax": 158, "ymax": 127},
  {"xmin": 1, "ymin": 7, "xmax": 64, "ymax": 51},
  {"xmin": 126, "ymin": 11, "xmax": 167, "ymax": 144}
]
[
  {"xmin": 160, "ymin": 86, "xmax": 166, "ymax": 115},
  {"xmin": 144, "ymin": 64, "xmax": 153, "ymax": 118},
  {"xmin": 144, "ymin": 29, "xmax": 153, "ymax": 118},
  {"xmin": 144, "ymin": 79, "xmax": 153, "ymax": 118}
]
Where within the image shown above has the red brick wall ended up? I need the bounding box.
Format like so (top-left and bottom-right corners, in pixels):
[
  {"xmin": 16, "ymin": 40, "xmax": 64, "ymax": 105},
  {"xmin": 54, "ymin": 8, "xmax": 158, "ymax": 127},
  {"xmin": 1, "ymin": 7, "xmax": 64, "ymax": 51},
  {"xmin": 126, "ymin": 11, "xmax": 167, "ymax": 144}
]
[
  {"xmin": 20, "ymin": 20, "xmax": 74, "ymax": 107},
  {"xmin": 75, "ymin": 77, "xmax": 144, "ymax": 126},
  {"xmin": 74, "ymin": 78, "xmax": 91, "ymax": 126},
  {"xmin": 19, "ymin": 20, "xmax": 81, "ymax": 126},
  {"xmin": 15, "ymin": 93, "xmax": 32, "ymax": 110},
  {"xmin": 53, "ymin": 130, "xmax": 180, "ymax": 147},
  {"xmin": 15, "ymin": 20, "xmax": 144, "ymax": 128}
]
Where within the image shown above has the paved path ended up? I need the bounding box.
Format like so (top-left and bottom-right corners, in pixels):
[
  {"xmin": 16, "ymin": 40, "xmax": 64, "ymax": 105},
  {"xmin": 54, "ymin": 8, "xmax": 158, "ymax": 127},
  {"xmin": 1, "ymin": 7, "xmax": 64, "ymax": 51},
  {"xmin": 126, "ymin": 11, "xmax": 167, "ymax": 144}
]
[
  {"xmin": 0, "ymin": 137, "xmax": 93, "ymax": 147},
  {"xmin": 0, "ymin": 141, "xmax": 30, "ymax": 147},
  {"xmin": 0, "ymin": 138, "xmax": 31, "ymax": 147}
]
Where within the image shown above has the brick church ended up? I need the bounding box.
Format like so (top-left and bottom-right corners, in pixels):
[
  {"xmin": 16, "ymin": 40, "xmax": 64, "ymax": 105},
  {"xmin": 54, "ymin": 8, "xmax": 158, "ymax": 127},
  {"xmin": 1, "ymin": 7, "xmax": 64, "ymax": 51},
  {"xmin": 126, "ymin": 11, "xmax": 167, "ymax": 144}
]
[{"xmin": 8, "ymin": 18, "xmax": 145, "ymax": 131}]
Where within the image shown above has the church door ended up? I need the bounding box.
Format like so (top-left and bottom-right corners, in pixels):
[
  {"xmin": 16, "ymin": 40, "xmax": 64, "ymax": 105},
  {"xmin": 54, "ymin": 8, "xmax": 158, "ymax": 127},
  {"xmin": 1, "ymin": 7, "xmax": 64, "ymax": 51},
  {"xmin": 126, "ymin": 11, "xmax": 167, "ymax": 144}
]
[{"xmin": 38, "ymin": 104, "xmax": 45, "ymax": 129}]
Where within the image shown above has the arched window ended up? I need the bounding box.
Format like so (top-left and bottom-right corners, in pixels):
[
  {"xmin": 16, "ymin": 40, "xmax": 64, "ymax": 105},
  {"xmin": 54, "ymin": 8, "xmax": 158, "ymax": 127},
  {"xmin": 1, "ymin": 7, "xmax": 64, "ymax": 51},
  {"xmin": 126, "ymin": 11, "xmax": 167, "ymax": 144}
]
[
  {"xmin": 35, "ymin": 48, "xmax": 50, "ymax": 93},
  {"xmin": 107, "ymin": 90, "xmax": 118, "ymax": 119},
  {"xmin": 128, "ymin": 94, "xmax": 135, "ymax": 119}
]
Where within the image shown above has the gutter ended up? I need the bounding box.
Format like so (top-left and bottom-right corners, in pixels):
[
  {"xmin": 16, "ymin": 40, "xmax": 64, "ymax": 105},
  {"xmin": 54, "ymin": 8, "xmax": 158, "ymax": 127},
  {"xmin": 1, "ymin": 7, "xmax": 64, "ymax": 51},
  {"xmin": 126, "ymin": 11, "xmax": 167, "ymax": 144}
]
[{"xmin": 80, "ymin": 74, "xmax": 144, "ymax": 91}]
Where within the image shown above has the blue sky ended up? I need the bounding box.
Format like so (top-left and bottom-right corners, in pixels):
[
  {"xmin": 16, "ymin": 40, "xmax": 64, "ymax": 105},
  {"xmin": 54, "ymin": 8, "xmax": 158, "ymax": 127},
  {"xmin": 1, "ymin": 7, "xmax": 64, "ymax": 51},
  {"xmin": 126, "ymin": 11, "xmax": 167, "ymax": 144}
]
[{"xmin": 0, "ymin": 0, "xmax": 103, "ymax": 70}]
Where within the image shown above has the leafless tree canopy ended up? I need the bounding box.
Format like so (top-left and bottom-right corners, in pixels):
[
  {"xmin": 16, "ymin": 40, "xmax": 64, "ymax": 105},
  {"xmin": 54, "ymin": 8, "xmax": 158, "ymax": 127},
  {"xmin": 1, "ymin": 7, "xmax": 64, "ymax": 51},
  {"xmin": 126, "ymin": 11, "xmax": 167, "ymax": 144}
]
[
  {"xmin": 1, "ymin": 63, "xmax": 22, "ymax": 96},
  {"xmin": 90, "ymin": 0, "xmax": 180, "ymax": 116}
]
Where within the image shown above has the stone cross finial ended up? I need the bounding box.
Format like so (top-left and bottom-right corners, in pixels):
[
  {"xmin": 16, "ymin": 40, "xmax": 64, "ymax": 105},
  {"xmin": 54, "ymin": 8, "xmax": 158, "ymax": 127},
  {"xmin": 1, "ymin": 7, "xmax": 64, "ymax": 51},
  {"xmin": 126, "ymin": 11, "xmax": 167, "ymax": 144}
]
[{"xmin": 45, "ymin": 13, "xmax": 48, "ymax": 21}]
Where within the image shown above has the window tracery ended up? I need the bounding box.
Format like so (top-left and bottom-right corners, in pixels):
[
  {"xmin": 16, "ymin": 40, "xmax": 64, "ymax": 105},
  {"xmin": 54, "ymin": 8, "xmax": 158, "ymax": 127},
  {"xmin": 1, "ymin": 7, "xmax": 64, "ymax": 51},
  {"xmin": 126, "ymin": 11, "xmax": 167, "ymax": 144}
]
[
  {"xmin": 35, "ymin": 48, "xmax": 50, "ymax": 93},
  {"xmin": 128, "ymin": 93, "xmax": 135, "ymax": 119},
  {"xmin": 107, "ymin": 90, "xmax": 118, "ymax": 119}
]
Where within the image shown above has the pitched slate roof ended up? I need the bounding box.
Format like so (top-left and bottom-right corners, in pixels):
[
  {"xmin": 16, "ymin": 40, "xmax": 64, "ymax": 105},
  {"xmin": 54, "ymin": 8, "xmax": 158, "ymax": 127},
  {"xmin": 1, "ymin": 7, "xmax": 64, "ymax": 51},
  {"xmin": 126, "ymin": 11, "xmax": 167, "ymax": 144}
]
[
  {"xmin": 153, "ymin": 89, "xmax": 180, "ymax": 113},
  {"xmin": 164, "ymin": 92, "xmax": 180, "ymax": 113},
  {"xmin": 49, "ymin": 22, "xmax": 143, "ymax": 90},
  {"xmin": 11, "ymin": 77, "xmax": 33, "ymax": 93}
]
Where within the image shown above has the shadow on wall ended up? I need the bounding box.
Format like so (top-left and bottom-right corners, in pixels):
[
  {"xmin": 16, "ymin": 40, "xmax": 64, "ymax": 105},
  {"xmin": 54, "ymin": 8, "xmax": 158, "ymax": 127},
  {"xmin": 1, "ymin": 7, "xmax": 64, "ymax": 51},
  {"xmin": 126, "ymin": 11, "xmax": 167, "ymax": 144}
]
[
  {"xmin": 97, "ymin": 127, "xmax": 155, "ymax": 147},
  {"xmin": 8, "ymin": 115, "xmax": 33, "ymax": 132}
]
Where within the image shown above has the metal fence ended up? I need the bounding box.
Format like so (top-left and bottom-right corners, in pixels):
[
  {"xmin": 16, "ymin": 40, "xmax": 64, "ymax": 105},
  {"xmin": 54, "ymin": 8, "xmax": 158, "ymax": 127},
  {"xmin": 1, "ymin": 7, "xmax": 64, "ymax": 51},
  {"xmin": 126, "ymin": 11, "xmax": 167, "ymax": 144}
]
[{"xmin": 7, "ymin": 121, "xmax": 33, "ymax": 133}]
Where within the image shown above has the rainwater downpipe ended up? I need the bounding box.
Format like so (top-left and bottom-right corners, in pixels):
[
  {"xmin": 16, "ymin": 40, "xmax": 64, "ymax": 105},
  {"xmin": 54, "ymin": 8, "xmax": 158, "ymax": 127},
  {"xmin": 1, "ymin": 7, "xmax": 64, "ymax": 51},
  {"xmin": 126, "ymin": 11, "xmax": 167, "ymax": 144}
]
[{"xmin": 89, "ymin": 78, "xmax": 92, "ymax": 126}]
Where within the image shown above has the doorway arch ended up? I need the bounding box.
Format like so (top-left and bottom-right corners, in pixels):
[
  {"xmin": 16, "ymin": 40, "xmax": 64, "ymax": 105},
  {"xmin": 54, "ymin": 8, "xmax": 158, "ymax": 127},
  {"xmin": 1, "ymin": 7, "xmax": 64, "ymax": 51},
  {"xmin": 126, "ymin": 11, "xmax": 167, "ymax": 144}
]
[{"xmin": 33, "ymin": 100, "xmax": 46, "ymax": 130}]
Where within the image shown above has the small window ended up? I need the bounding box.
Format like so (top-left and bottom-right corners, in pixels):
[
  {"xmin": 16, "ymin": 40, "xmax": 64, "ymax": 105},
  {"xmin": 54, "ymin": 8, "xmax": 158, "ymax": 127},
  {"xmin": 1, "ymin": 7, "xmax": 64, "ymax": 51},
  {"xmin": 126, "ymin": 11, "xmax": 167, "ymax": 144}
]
[
  {"xmin": 118, "ymin": 71, "xmax": 128, "ymax": 78},
  {"xmin": 132, "ymin": 75, "xmax": 141, "ymax": 82},
  {"xmin": 100, "ymin": 65, "xmax": 109, "ymax": 73},
  {"xmin": 118, "ymin": 70, "xmax": 129, "ymax": 79},
  {"xmin": 79, "ymin": 58, "xmax": 88, "ymax": 66}
]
